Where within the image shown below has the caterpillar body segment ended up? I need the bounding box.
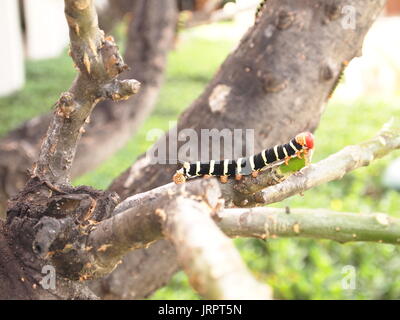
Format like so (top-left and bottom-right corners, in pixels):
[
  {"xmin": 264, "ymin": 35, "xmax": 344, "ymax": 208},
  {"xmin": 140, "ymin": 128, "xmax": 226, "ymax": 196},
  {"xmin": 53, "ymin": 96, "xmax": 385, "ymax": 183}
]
[{"xmin": 173, "ymin": 132, "xmax": 314, "ymax": 184}]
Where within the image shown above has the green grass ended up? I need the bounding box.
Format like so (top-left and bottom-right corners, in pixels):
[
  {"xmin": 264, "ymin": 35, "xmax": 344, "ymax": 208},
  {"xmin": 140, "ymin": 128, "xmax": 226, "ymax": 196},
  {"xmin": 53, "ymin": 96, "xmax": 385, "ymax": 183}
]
[{"xmin": 1, "ymin": 23, "xmax": 400, "ymax": 300}]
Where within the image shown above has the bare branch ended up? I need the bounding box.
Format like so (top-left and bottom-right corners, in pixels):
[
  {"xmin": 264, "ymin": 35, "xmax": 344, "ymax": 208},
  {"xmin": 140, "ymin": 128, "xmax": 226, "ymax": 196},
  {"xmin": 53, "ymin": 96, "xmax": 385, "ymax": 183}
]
[
  {"xmin": 217, "ymin": 207, "xmax": 400, "ymax": 245},
  {"xmin": 0, "ymin": 0, "xmax": 177, "ymax": 217},
  {"xmin": 219, "ymin": 162, "xmax": 289, "ymax": 207},
  {"xmin": 33, "ymin": 0, "xmax": 140, "ymax": 185}
]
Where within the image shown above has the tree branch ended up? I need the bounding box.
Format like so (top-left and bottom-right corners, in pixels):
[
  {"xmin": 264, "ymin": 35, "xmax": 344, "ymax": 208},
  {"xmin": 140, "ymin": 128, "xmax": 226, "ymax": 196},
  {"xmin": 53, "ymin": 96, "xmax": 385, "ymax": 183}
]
[
  {"xmin": 33, "ymin": 0, "xmax": 140, "ymax": 185},
  {"xmin": 217, "ymin": 207, "xmax": 400, "ymax": 245},
  {"xmin": 87, "ymin": 179, "xmax": 222, "ymax": 272},
  {"xmin": 87, "ymin": 178, "xmax": 271, "ymax": 299}
]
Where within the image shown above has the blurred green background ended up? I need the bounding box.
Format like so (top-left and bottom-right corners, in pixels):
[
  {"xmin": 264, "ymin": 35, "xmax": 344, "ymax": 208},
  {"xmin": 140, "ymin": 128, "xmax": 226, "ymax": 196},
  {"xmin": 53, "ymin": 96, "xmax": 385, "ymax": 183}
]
[{"xmin": 1, "ymin": 22, "xmax": 399, "ymax": 300}]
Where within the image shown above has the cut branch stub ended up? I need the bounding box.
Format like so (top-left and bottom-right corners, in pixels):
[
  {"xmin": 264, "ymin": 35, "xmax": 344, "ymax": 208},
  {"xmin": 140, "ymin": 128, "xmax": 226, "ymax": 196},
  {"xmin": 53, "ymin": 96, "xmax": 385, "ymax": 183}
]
[
  {"xmin": 103, "ymin": 79, "xmax": 141, "ymax": 101},
  {"xmin": 56, "ymin": 92, "xmax": 76, "ymax": 119}
]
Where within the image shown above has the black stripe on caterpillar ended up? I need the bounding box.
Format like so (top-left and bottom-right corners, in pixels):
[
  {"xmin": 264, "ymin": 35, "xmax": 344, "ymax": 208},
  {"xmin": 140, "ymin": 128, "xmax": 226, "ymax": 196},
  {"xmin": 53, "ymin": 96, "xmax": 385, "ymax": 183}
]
[{"xmin": 173, "ymin": 132, "xmax": 314, "ymax": 184}]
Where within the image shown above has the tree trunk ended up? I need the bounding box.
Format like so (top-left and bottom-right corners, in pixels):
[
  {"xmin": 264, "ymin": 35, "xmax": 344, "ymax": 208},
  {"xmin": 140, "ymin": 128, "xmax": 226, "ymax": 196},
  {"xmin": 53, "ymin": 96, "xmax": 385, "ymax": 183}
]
[
  {"xmin": 0, "ymin": 0, "xmax": 178, "ymax": 217},
  {"xmin": 94, "ymin": 0, "xmax": 386, "ymax": 299}
]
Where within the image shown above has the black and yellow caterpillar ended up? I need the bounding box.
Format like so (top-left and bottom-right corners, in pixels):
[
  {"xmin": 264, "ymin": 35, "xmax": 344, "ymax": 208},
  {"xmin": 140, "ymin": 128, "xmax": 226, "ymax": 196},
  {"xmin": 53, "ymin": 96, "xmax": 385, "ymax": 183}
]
[{"xmin": 173, "ymin": 132, "xmax": 314, "ymax": 184}]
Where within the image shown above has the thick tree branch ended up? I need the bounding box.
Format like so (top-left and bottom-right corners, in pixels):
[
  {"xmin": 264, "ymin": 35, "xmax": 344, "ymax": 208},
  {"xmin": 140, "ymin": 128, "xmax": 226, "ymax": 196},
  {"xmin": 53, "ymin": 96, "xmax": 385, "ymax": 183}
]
[
  {"xmin": 87, "ymin": 178, "xmax": 271, "ymax": 299},
  {"xmin": 218, "ymin": 207, "xmax": 400, "ymax": 245},
  {"xmin": 87, "ymin": 179, "xmax": 222, "ymax": 271},
  {"xmin": 33, "ymin": 0, "xmax": 140, "ymax": 185}
]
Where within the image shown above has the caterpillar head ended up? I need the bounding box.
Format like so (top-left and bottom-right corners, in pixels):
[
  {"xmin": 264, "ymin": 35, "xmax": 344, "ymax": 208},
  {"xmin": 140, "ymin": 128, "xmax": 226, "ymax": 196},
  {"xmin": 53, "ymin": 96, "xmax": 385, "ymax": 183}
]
[{"xmin": 295, "ymin": 132, "xmax": 314, "ymax": 149}]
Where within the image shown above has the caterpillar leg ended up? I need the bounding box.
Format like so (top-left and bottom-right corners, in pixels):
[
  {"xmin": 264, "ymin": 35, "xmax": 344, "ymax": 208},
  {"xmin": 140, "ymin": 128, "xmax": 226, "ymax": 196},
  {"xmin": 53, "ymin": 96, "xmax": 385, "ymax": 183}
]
[
  {"xmin": 220, "ymin": 176, "xmax": 228, "ymax": 184},
  {"xmin": 296, "ymin": 151, "xmax": 303, "ymax": 159},
  {"xmin": 203, "ymin": 174, "xmax": 212, "ymax": 179},
  {"xmin": 173, "ymin": 172, "xmax": 186, "ymax": 184},
  {"xmin": 284, "ymin": 156, "xmax": 291, "ymax": 165},
  {"xmin": 251, "ymin": 171, "xmax": 259, "ymax": 178},
  {"xmin": 235, "ymin": 174, "xmax": 243, "ymax": 181}
]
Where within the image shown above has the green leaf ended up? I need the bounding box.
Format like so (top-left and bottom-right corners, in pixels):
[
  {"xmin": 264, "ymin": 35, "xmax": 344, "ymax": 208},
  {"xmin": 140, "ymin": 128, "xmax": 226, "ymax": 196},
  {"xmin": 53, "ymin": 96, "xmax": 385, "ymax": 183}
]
[{"xmin": 279, "ymin": 157, "xmax": 307, "ymax": 174}]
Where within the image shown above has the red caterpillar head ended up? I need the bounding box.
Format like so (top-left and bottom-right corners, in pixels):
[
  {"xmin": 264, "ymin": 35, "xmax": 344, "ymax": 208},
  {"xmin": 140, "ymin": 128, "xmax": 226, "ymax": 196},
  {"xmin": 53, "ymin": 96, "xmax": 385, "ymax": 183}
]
[{"xmin": 295, "ymin": 132, "xmax": 314, "ymax": 149}]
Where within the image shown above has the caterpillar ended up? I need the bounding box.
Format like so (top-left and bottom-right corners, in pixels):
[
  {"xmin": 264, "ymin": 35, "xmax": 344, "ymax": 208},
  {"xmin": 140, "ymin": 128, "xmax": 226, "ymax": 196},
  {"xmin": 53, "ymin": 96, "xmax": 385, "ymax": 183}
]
[{"xmin": 173, "ymin": 131, "xmax": 314, "ymax": 184}]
